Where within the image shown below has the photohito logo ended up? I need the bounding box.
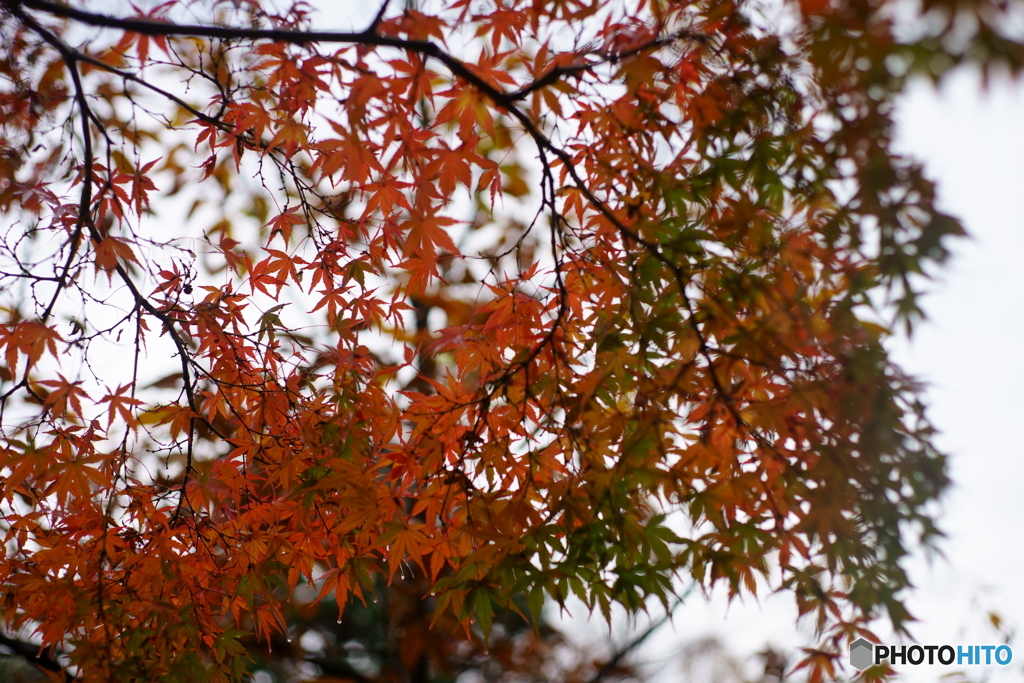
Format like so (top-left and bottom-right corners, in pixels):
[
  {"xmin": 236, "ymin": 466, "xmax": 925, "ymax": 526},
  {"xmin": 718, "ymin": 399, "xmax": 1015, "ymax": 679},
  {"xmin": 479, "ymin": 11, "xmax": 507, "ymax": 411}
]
[{"xmin": 849, "ymin": 638, "xmax": 1013, "ymax": 671}]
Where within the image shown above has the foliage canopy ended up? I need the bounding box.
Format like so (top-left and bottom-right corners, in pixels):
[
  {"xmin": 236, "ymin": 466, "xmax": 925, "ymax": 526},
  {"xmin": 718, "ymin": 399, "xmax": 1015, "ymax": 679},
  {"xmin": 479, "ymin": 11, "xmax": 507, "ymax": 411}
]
[{"xmin": 0, "ymin": 0, "xmax": 1019, "ymax": 679}]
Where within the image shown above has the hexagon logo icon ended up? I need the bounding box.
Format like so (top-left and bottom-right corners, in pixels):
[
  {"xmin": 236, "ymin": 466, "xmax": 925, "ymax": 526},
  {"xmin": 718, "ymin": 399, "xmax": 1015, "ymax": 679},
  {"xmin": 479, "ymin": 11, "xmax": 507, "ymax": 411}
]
[{"xmin": 850, "ymin": 638, "xmax": 874, "ymax": 670}]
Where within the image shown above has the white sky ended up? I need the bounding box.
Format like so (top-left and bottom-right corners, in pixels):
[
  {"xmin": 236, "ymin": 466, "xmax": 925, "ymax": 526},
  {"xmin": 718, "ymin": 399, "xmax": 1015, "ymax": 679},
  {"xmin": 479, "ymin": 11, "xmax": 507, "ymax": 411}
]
[{"xmin": 879, "ymin": 68, "xmax": 1024, "ymax": 681}]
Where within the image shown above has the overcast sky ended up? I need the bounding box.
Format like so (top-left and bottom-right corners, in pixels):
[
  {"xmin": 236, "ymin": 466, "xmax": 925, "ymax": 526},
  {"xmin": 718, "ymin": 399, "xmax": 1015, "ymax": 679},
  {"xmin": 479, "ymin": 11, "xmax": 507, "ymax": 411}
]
[{"xmin": 880, "ymin": 68, "xmax": 1024, "ymax": 681}]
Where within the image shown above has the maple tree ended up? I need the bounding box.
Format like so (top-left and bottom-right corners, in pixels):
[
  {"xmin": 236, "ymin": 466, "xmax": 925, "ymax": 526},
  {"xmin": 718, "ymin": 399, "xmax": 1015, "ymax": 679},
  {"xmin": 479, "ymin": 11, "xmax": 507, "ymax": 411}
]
[{"xmin": 0, "ymin": 0, "xmax": 1020, "ymax": 680}]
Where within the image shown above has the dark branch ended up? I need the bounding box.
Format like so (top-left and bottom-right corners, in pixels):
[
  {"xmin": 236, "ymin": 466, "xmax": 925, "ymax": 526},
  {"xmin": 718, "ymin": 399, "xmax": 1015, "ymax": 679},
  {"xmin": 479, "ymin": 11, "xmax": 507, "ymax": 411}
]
[
  {"xmin": 17, "ymin": 0, "xmax": 516, "ymax": 105},
  {"xmin": 16, "ymin": 0, "xmax": 699, "ymax": 109},
  {"xmin": 365, "ymin": 0, "xmax": 391, "ymax": 35},
  {"xmin": 0, "ymin": 632, "xmax": 73, "ymax": 682}
]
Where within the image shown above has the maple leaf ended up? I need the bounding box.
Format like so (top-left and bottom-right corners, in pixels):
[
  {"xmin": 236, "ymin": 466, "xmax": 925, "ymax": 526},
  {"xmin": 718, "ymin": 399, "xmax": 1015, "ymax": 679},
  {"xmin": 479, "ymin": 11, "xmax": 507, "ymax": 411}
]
[
  {"xmin": 39, "ymin": 374, "xmax": 88, "ymax": 418},
  {"xmin": 2, "ymin": 322, "xmax": 63, "ymax": 374},
  {"xmin": 403, "ymin": 215, "xmax": 461, "ymax": 259},
  {"xmin": 378, "ymin": 522, "xmax": 429, "ymax": 582},
  {"xmin": 266, "ymin": 206, "xmax": 306, "ymax": 246},
  {"xmin": 93, "ymin": 236, "xmax": 140, "ymax": 278},
  {"xmin": 97, "ymin": 383, "xmax": 145, "ymax": 428}
]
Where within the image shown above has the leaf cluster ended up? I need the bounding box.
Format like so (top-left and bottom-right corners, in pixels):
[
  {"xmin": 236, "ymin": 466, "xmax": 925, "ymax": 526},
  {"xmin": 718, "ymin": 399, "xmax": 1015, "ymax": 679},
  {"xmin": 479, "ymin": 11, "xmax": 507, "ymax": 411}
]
[{"xmin": 0, "ymin": 0, "xmax": 1015, "ymax": 680}]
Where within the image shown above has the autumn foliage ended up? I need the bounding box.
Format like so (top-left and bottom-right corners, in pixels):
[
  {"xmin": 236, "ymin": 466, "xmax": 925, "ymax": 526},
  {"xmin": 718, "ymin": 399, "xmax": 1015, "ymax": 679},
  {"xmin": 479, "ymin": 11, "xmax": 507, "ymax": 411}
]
[{"xmin": 0, "ymin": 0, "xmax": 1018, "ymax": 680}]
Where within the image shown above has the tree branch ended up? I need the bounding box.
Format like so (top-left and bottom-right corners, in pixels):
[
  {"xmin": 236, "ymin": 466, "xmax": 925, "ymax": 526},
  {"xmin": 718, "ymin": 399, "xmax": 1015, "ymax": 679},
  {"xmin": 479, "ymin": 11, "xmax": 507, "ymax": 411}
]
[
  {"xmin": 0, "ymin": 632, "xmax": 73, "ymax": 682},
  {"xmin": 15, "ymin": 0, "xmax": 699, "ymax": 109},
  {"xmin": 16, "ymin": 0, "xmax": 517, "ymax": 103}
]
